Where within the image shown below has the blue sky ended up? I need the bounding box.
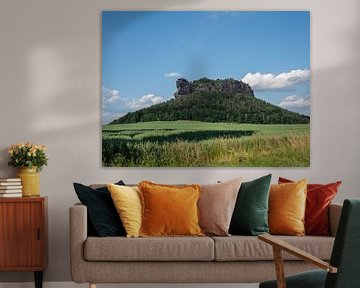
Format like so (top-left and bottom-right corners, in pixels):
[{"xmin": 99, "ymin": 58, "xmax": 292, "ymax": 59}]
[{"xmin": 102, "ymin": 11, "xmax": 310, "ymax": 124}]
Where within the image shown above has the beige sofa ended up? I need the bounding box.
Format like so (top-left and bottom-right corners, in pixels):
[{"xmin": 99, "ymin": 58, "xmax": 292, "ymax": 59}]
[{"xmin": 70, "ymin": 203, "xmax": 342, "ymax": 287}]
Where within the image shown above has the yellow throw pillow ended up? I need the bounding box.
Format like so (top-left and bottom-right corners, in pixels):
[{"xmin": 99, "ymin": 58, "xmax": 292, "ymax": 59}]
[
  {"xmin": 138, "ymin": 181, "xmax": 204, "ymax": 237},
  {"xmin": 107, "ymin": 183, "xmax": 142, "ymax": 238},
  {"xmin": 269, "ymin": 179, "xmax": 307, "ymax": 236}
]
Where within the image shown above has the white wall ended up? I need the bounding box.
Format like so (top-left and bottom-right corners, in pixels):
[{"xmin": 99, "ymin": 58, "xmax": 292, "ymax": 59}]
[{"xmin": 0, "ymin": 0, "xmax": 359, "ymax": 283}]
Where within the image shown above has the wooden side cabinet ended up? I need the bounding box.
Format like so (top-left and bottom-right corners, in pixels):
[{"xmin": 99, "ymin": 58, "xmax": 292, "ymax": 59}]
[{"xmin": 0, "ymin": 197, "xmax": 47, "ymax": 288}]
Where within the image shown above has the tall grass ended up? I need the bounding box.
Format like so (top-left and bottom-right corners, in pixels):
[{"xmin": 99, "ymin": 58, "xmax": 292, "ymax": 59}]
[{"xmin": 102, "ymin": 133, "xmax": 310, "ymax": 167}]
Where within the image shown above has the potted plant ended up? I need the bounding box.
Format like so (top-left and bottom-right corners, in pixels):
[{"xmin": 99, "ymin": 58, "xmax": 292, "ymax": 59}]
[{"xmin": 8, "ymin": 143, "xmax": 48, "ymax": 197}]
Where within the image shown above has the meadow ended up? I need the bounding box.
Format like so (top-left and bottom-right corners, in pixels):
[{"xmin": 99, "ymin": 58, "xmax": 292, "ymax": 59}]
[{"xmin": 102, "ymin": 121, "xmax": 310, "ymax": 167}]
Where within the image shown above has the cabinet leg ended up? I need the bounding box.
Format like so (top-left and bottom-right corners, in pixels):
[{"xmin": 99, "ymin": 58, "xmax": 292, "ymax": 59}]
[{"xmin": 34, "ymin": 271, "xmax": 43, "ymax": 288}]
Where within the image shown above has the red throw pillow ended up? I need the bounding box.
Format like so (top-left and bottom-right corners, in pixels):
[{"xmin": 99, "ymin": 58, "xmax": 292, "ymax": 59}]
[{"xmin": 278, "ymin": 177, "xmax": 341, "ymax": 236}]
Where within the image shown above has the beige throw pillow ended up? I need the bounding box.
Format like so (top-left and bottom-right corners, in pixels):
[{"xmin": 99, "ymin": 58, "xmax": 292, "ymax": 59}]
[{"xmin": 198, "ymin": 178, "xmax": 242, "ymax": 236}]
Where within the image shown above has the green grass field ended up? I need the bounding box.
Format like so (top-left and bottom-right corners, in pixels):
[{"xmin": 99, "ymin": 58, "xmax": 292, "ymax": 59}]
[{"xmin": 102, "ymin": 120, "xmax": 310, "ymax": 167}]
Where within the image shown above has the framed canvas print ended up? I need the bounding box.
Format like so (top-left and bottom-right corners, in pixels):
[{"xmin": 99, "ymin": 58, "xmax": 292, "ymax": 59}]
[{"xmin": 102, "ymin": 11, "xmax": 310, "ymax": 167}]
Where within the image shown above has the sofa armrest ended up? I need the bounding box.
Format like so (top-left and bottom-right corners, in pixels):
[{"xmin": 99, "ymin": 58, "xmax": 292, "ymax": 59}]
[
  {"xmin": 69, "ymin": 203, "xmax": 88, "ymax": 283},
  {"xmin": 329, "ymin": 203, "xmax": 342, "ymax": 237}
]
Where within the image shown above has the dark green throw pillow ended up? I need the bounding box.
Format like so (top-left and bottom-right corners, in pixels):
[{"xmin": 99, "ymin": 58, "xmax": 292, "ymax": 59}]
[
  {"xmin": 229, "ymin": 174, "xmax": 272, "ymax": 236},
  {"xmin": 73, "ymin": 181, "xmax": 126, "ymax": 237}
]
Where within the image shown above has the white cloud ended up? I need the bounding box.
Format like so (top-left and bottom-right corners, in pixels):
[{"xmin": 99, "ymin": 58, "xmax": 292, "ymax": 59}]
[
  {"xmin": 279, "ymin": 95, "xmax": 310, "ymax": 109},
  {"xmin": 102, "ymin": 85, "xmax": 121, "ymax": 106},
  {"xmin": 207, "ymin": 11, "xmax": 239, "ymax": 19},
  {"xmin": 102, "ymin": 85, "xmax": 126, "ymax": 124},
  {"xmin": 242, "ymin": 69, "xmax": 310, "ymax": 90},
  {"xmin": 102, "ymin": 111, "xmax": 126, "ymax": 125},
  {"xmin": 127, "ymin": 94, "xmax": 165, "ymax": 110},
  {"xmin": 164, "ymin": 72, "xmax": 182, "ymax": 78},
  {"xmin": 102, "ymin": 85, "xmax": 167, "ymax": 124}
]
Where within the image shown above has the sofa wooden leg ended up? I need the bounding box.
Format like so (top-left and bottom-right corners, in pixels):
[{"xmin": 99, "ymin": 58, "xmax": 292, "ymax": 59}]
[{"xmin": 89, "ymin": 283, "xmax": 96, "ymax": 288}]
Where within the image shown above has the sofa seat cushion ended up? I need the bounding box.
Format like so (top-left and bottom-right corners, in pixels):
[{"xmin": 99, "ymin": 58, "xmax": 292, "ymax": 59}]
[
  {"xmin": 212, "ymin": 236, "xmax": 334, "ymax": 261},
  {"xmin": 84, "ymin": 236, "xmax": 214, "ymax": 261}
]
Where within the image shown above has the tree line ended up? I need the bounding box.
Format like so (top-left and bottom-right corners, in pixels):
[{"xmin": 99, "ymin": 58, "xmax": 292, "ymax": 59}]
[{"xmin": 111, "ymin": 91, "xmax": 310, "ymax": 125}]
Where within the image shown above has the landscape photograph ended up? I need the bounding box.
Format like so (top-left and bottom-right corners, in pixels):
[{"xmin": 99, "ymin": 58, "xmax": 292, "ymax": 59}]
[{"xmin": 102, "ymin": 11, "xmax": 310, "ymax": 167}]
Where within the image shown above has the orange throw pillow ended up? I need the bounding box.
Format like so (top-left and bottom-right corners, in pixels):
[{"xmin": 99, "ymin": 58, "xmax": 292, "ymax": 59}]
[
  {"xmin": 279, "ymin": 177, "xmax": 341, "ymax": 236},
  {"xmin": 269, "ymin": 179, "xmax": 307, "ymax": 236},
  {"xmin": 138, "ymin": 181, "xmax": 204, "ymax": 237}
]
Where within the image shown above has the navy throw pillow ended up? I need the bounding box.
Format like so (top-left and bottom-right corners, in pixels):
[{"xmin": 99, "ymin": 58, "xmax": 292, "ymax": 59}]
[{"xmin": 73, "ymin": 181, "xmax": 126, "ymax": 237}]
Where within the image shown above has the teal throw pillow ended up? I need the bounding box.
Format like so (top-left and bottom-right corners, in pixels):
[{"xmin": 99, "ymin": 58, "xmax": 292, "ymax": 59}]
[{"xmin": 229, "ymin": 174, "xmax": 272, "ymax": 236}]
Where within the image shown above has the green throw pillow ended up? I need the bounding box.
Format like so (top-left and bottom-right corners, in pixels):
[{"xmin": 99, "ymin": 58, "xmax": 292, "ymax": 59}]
[{"xmin": 229, "ymin": 174, "xmax": 272, "ymax": 236}]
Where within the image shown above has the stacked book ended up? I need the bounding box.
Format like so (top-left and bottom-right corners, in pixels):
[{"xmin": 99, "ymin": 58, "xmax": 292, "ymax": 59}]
[{"xmin": 0, "ymin": 178, "xmax": 22, "ymax": 197}]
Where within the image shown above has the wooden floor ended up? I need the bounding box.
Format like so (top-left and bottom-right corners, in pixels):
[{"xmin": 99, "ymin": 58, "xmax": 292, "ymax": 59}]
[{"xmin": 0, "ymin": 283, "xmax": 259, "ymax": 288}]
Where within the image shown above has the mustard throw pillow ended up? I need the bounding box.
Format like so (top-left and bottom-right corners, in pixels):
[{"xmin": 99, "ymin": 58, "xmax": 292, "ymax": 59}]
[
  {"xmin": 138, "ymin": 181, "xmax": 204, "ymax": 237},
  {"xmin": 269, "ymin": 179, "xmax": 307, "ymax": 236},
  {"xmin": 107, "ymin": 183, "xmax": 142, "ymax": 238}
]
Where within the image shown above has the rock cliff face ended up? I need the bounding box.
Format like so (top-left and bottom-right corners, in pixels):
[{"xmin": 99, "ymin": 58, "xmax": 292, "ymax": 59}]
[
  {"xmin": 174, "ymin": 78, "xmax": 192, "ymax": 98},
  {"xmin": 174, "ymin": 78, "xmax": 254, "ymax": 99}
]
